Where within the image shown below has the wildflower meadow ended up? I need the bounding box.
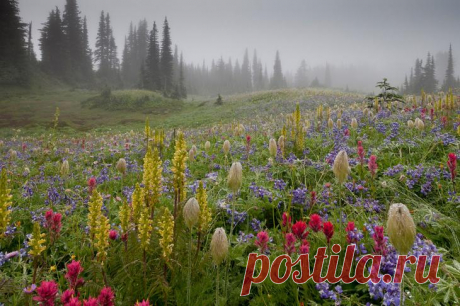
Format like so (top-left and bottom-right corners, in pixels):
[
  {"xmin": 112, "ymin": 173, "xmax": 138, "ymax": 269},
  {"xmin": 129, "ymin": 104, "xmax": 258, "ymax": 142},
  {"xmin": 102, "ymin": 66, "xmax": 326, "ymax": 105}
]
[{"xmin": 1, "ymin": 89, "xmax": 460, "ymax": 305}]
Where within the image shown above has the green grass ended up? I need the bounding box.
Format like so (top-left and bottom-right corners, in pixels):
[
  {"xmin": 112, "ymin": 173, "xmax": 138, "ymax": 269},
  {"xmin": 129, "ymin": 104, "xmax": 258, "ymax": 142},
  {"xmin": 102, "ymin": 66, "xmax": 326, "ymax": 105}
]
[{"xmin": 0, "ymin": 87, "xmax": 364, "ymax": 135}]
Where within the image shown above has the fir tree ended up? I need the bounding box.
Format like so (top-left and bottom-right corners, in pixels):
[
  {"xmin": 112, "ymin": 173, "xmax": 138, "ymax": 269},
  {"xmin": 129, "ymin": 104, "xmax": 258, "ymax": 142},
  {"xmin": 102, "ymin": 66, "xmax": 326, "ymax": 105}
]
[
  {"xmin": 63, "ymin": 0, "xmax": 87, "ymax": 81},
  {"xmin": 160, "ymin": 17, "xmax": 174, "ymax": 94},
  {"xmin": 0, "ymin": 0, "xmax": 29, "ymax": 85},
  {"xmin": 144, "ymin": 21, "xmax": 160, "ymax": 90},
  {"xmin": 422, "ymin": 53, "xmax": 437, "ymax": 93},
  {"xmin": 442, "ymin": 44, "xmax": 456, "ymax": 91},
  {"xmin": 179, "ymin": 52, "xmax": 187, "ymax": 99},
  {"xmin": 295, "ymin": 60, "xmax": 308, "ymax": 88},
  {"xmin": 241, "ymin": 48, "xmax": 252, "ymax": 92},
  {"xmin": 40, "ymin": 8, "xmax": 68, "ymax": 79},
  {"xmin": 270, "ymin": 51, "xmax": 285, "ymax": 89}
]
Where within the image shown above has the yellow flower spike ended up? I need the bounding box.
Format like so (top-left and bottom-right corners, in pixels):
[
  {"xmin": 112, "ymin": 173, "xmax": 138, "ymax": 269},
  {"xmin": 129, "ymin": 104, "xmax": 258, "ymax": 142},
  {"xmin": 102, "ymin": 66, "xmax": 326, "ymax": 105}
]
[
  {"xmin": 50, "ymin": 265, "xmax": 56, "ymax": 272},
  {"xmin": 87, "ymin": 190, "xmax": 103, "ymax": 238},
  {"xmin": 138, "ymin": 207, "xmax": 153, "ymax": 251},
  {"xmin": 172, "ymin": 131, "xmax": 188, "ymax": 203},
  {"xmin": 95, "ymin": 214, "xmax": 110, "ymax": 263},
  {"xmin": 29, "ymin": 222, "xmax": 46, "ymax": 257},
  {"xmin": 158, "ymin": 207, "xmax": 174, "ymax": 261},
  {"xmin": 0, "ymin": 169, "xmax": 12, "ymax": 237},
  {"xmin": 131, "ymin": 183, "xmax": 145, "ymax": 225},
  {"xmin": 71, "ymin": 255, "xmax": 76, "ymax": 260},
  {"xmin": 196, "ymin": 181, "xmax": 211, "ymax": 233},
  {"xmin": 119, "ymin": 200, "xmax": 131, "ymax": 235}
]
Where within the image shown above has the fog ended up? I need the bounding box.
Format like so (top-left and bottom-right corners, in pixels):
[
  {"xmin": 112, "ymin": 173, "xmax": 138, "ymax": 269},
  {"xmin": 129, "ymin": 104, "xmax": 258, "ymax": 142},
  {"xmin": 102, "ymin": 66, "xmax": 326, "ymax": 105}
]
[{"xmin": 18, "ymin": 0, "xmax": 460, "ymax": 92}]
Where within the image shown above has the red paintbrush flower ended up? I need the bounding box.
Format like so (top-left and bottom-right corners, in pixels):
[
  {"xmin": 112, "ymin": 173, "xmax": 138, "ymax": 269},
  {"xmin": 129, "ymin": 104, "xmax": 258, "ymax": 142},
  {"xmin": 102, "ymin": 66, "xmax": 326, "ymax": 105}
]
[
  {"xmin": 33, "ymin": 281, "xmax": 58, "ymax": 306},
  {"xmin": 292, "ymin": 221, "xmax": 309, "ymax": 240},
  {"xmin": 372, "ymin": 226, "xmax": 387, "ymax": 256},
  {"xmin": 284, "ymin": 233, "xmax": 296, "ymax": 255},
  {"xmin": 82, "ymin": 297, "xmax": 98, "ymax": 306},
  {"xmin": 299, "ymin": 239, "xmax": 310, "ymax": 254},
  {"xmin": 368, "ymin": 155, "xmax": 378, "ymax": 178},
  {"xmin": 97, "ymin": 287, "xmax": 115, "ymax": 306},
  {"xmin": 322, "ymin": 221, "xmax": 334, "ymax": 244},
  {"xmin": 88, "ymin": 177, "xmax": 96, "ymax": 194},
  {"xmin": 308, "ymin": 214, "xmax": 322, "ymax": 232},
  {"xmin": 65, "ymin": 261, "xmax": 84, "ymax": 291},
  {"xmin": 448, "ymin": 153, "xmax": 457, "ymax": 181},
  {"xmin": 255, "ymin": 231, "xmax": 269, "ymax": 253},
  {"xmin": 357, "ymin": 141, "xmax": 365, "ymax": 165}
]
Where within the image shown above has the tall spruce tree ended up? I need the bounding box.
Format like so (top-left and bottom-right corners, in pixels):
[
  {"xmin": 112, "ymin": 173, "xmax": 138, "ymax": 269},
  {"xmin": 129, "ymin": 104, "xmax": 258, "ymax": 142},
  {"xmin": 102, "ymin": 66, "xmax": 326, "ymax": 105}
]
[
  {"xmin": 27, "ymin": 22, "xmax": 36, "ymax": 63},
  {"xmin": 160, "ymin": 18, "xmax": 173, "ymax": 94},
  {"xmin": 270, "ymin": 51, "xmax": 285, "ymax": 89},
  {"xmin": 442, "ymin": 44, "xmax": 456, "ymax": 91},
  {"xmin": 179, "ymin": 52, "xmax": 186, "ymax": 98},
  {"xmin": 0, "ymin": 0, "xmax": 29, "ymax": 85},
  {"xmin": 40, "ymin": 8, "xmax": 68, "ymax": 79},
  {"xmin": 295, "ymin": 60, "xmax": 308, "ymax": 88},
  {"xmin": 81, "ymin": 17, "xmax": 93, "ymax": 81},
  {"xmin": 422, "ymin": 53, "xmax": 437, "ymax": 93},
  {"xmin": 241, "ymin": 49, "xmax": 252, "ymax": 92},
  {"xmin": 144, "ymin": 21, "xmax": 160, "ymax": 90},
  {"xmin": 63, "ymin": 0, "xmax": 87, "ymax": 81}
]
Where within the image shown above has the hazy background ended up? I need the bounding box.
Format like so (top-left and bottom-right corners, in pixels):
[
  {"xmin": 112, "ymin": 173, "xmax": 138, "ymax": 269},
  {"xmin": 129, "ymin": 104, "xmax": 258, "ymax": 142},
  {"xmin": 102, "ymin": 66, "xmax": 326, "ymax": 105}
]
[{"xmin": 18, "ymin": 0, "xmax": 460, "ymax": 92}]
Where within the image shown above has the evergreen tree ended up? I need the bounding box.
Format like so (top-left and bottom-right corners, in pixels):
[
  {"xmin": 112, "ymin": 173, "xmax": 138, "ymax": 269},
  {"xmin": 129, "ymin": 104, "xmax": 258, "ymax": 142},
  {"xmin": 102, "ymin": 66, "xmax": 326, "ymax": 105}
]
[
  {"xmin": 94, "ymin": 11, "xmax": 108, "ymax": 76},
  {"xmin": 144, "ymin": 21, "xmax": 160, "ymax": 90},
  {"xmin": 160, "ymin": 17, "xmax": 174, "ymax": 94},
  {"xmin": 27, "ymin": 22, "xmax": 37, "ymax": 63},
  {"xmin": 270, "ymin": 51, "xmax": 285, "ymax": 89},
  {"xmin": 81, "ymin": 17, "xmax": 93, "ymax": 81},
  {"xmin": 40, "ymin": 8, "xmax": 68, "ymax": 79},
  {"xmin": 295, "ymin": 60, "xmax": 308, "ymax": 88},
  {"xmin": 442, "ymin": 44, "xmax": 456, "ymax": 91},
  {"xmin": 403, "ymin": 75, "xmax": 409, "ymax": 94},
  {"xmin": 63, "ymin": 0, "xmax": 87, "ymax": 81},
  {"xmin": 0, "ymin": 0, "xmax": 29, "ymax": 85},
  {"xmin": 241, "ymin": 48, "xmax": 252, "ymax": 92},
  {"xmin": 422, "ymin": 53, "xmax": 437, "ymax": 93},
  {"xmin": 179, "ymin": 52, "xmax": 186, "ymax": 98}
]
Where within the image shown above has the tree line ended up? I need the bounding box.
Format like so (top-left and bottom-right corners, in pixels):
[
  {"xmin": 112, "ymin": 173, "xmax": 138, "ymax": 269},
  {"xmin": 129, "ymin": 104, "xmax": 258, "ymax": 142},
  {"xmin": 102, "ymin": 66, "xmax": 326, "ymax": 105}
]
[{"xmin": 402, "ymin": 44, "xmax": 459, "ymax": 95}]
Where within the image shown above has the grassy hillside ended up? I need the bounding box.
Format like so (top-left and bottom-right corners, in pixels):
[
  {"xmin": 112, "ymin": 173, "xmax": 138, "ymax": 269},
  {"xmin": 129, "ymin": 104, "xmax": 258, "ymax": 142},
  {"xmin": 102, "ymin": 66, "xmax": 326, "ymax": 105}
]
[{"xmin": 0, "ymin": 87, "xmax": 364, "ymax": 134}]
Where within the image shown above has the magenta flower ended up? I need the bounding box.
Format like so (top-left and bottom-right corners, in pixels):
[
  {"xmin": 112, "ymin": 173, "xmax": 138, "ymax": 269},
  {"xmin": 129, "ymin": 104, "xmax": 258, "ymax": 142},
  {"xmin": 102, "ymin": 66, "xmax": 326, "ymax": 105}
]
[
  {"xmin": 33, "ymin": 281, "xmax": 58, "ymax": 306},
  {"xmin": 282, "ymin": 212, "xmax": 291, "ymax": 232},
  {"xmin": 357, "ymin": 141, "xmax": 365, "ymax": 165},
  {"xmin": 322, "ymin": 221, "xmax": 334, "ymax": 244},
  {"xmin": 88, "ymin": 177, "xmax": 97, "ymax": 194},
  {"xmin": 83, "ymin": 297, "xmax": 98, "ymax": 306},
  {"xmin": 109, "ymin": 230, "xmax": 118, "ymax": 240},
  {"xmin": 368, "ymin": 155, "xmax": 378, "ymax": 178},
  {"xmin": 135, "ymin": 300, "xmax": 151, "ymax": 306},
  {"xmin": 292, "ymin": 221, "xmax": 309, "ymax": 240},
  {"xmin": 284, "ymin": 233, "xmax": 296, "ymax": 255},
  {"xmin": 254, "ymin": 231, "xmax": 269, "ymax": 253},
  {"xmin": 299, "ymin": 239, "xmax": 310, "ymax": 254},
  {"xmin": 97, "ymin": 287, "xmax": 115, "ymax": 306},
  {"xmin": 61, "ymin": 289, "xmax": 75, "ymax": 304},
  {"xmin": 65, "ymin": 260, "xmax": 84, "ymax": 291},
  {"xmin": 448, "ymin": 153, "xmax": 457, "ymax": 182},
  {"xmin": 308, "ymin": 214, "xmax": 322, "ymax": 232},
  {"xmin": 372, "ymin": 226, "xmax": 387, "ymax": 256}
]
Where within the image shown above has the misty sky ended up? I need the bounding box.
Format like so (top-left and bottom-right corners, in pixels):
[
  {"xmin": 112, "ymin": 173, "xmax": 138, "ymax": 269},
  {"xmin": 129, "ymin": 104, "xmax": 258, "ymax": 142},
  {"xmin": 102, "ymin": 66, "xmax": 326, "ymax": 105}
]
[{"xmin": 18, "ymin": 0, "xmax": 460, "ymax": 90}]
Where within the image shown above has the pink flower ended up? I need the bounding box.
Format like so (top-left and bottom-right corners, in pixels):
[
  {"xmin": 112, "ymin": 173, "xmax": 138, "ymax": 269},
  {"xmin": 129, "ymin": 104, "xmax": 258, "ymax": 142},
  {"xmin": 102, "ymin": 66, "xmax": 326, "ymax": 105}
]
[
  {"xmin": 33, "ymin": 281, "xmax": 58, "ymax": 306},
  {"xmin": 372, "ymin": 226, "xmax": 387, "ymax": 256},
  {"xmin": 135, "ymin": 300, "xmax": 151, "ymax": 306},
  {"xmin": 322, "ymin": 221, "xmax": 334, "ymax": 244},
  {"xmin": 121, "ymin": 233, "xmax": 128, "ymax": 242},
  {"xmin": 344, "ymin": 129, "xmax": 350, "ymax": 136},
  {"xmin": 65, "ymin": 297, "xmax": 82, "ymax": 306},
  {"xmin": 299, "ymin": 239, "xmax": 310, "ymax": 254},
  {"xmin": 88, "ymin": 177, "xmax": 97, "ymax": 194},
  {"xmin": 97, "ymin": 287, "xmax": 115, "ymax": 306},
  {"xmin": 308, "ymin": 214, "xmax": 322, "ymax": 232},
  {"xmin": 65, "ymin": 261, "xmax": 84, "ymax": 290},
  {"xmin": 310, "ymin": 191, "xmax": 316, "ymax": 207},
  {"xmin": 368, "ymin": 155, "xmax": 378, "ymax": 178},
  {"xmin": 254, "ymin": 231, "xmax": 269, "ymax": 253},
  {"xmin": 357, "ymin": 141, "xmax": 365, "ymax": 165},
  {"xmin": 109, "ymin": 230, "xmax": 118, "ymax": 240},
  {"xmin": 448, "ymin": 153, "xmax": 457, "ymax": 181},
  {"xmin": 292, "ymin": 221, "xmax": 309, "ymax": 240},
  {"xmin": 61, "ymin": 289, "xmax": 75, "ymax": 304},
  {"xmin": 284, "ymin": 233, "xmax": 296, "ymax": 255},
  {"xmin": 83, "ymin": 297, "xmax": 98, "ymax": 306},
  {"xmin": 45, "ymin": 210, "xmax": 62, "ymax": 241},
  {"xmin": 345, "ymin": 221, "xmax": 359, "ymax": 244},
  {"xmin": 282, "ymin": 212, "xmax": 292, "ymax": 232}
]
